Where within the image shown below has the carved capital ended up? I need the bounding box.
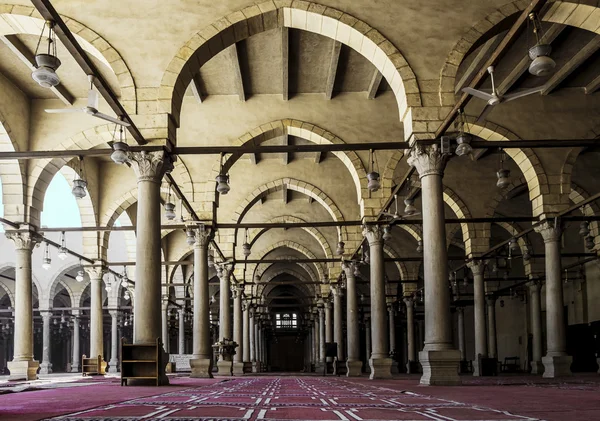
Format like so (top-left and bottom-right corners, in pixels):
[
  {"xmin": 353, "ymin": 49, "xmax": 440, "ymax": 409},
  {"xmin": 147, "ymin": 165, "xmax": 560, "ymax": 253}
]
[
  {"xmin": 406, "ymin": 143, "xmax": 448, "ymax": 178},
  {"xmin": 6, "ymin": 231, "xmax": 40, "ymax": 251},
  {"xmin": 193, "ymin": 226, "xmax": 211, "ymax": 248},
  {"xmin": 85, "ymin": 263, "xmax": 106, "ymax": 280},
  {"xmin": 129, "ymin": 151, "xmax": 174, "ymax": 184},
  {"xmin": 403, "ymin": 297, "xmax": 413, "ymax": 307},
  {"xmin": 217, "ymin": 264, "xmax": 232, "ymax": 280},
  {"xmin": 362, "ymin": 225, "xmax": 383, "ymax": 246},
  {"xmin": 467, "ymin": 260, "xmax": 485, "ymax": 277},
  {"xmin": 535, "ymin": 220, "xmax": 562, "ymax": 243},
  {"xmin": 341, "ymin": 260, "xmax": 356, "ymax": 278}
]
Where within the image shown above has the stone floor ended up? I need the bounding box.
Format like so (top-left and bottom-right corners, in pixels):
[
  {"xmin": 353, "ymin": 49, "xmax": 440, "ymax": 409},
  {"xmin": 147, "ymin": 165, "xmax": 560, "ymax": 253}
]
[{"xmin": 0, "ymin": 373, "xmax": 598, "ymax": 420}]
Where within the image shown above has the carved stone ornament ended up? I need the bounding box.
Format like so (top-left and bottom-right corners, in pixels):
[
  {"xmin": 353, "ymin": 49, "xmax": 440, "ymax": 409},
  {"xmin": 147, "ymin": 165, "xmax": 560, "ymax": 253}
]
[
  {"xmin": 407, "ymin": 143, "xmax": 449, "ymax": 178},
  {"xmin": 362, "ymin": 224, "xmax": 383, "ymax": 245},
  {"xmin": 193, "ymin": 226, "xmax": 211, "ymax": 248},
  {"xmin": 534, "ymin": 220, "xmax": 562, "ymax": 243},
  {"xmin": 341, "ymin": 260, "xmax": 356, "ymax": 277},
  {"xmin": 5, "ymin": 231, "xmax": 40, "ymax": 251},
  {"xmin": 467, "ymin": 260, "xmax": 485, "ymax": 277},
  {"xmin": 129, "ymin": 151, "xmax": 174, "ymax": 183}
]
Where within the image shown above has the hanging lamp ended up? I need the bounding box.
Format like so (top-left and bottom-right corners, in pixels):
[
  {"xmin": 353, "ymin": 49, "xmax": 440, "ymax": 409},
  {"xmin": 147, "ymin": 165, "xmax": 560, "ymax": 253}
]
[
  {"xmin": 527, "ymin": 13, "xmax": 556, "ymax": 77},
  {"xmin": 367, "ymin": 149, "xmax": 380, "ymax": 192},
  {"xmin": 42, "ymin": 241, "xmax": 52, "ymax": 270},
  {"xmin": 32, "ymin": 21, "xmax": 62, "ymax": 88},
  {"xmin": 72, "ymin": 156, "xmax": 88, "ymax": 199},
  {"xmin": 454, "ymin": 109, "xmax": 472, "ymax": 156},
  {"xmin": 58, "ymin": 231, "xmax": 68, "ymax": 260},
  {"xmin": 164, "ymin": 183, "xmax": 176, "ymax": 220},
  {"xmin": 242, "ymin": 228, "xmax": 251, "ymax": 258},
  {"xmin": 216, "ymin": 153, "xmax": 230, "ymax": 195},
  {"xmin": 496, "ymin": 150, "xmax": 510, "ymax": 189},
  {"xmin": 110, "ymin": 125, "xmax": 130, "ymax": 164},
  {"xmin": 76, "ymin": 260, "xmax": 85, "ymax": 282}
]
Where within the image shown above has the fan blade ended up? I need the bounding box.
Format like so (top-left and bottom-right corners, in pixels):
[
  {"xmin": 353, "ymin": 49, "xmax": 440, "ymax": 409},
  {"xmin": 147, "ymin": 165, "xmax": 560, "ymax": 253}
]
[
  {"xmin": 381, "ymin": 212, "xmax": 395, "ymax": 218},
  {"xmin": 502, "ymin": 86, "xmax": 544, "ymax": 102},
  {"xmin": 406, "ymin": 212, "xmax": 421, "ymax": 218},
  {"xmin": 45, "ymin": 108, "xmax": 85, "ymax": 114},
  {"xmin": 462, "ymin": 87, "xmax": 495, "ymax": 101},
  {"xmin": 87, "ymin": 89, "xmax": 99, "ymax": 109},
  {"xmin": 92, "ymin": 112, "xmax": 131, "ymax": 126},
  {"xmin": 476, "ymin": 105, "xmax": 494, "ymax": 123}
]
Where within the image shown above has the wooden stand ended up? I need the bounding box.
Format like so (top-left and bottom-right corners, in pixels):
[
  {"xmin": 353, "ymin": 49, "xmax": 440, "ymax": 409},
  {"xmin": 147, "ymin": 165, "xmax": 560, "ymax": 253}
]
[
  {"xmin": 82, "ymin": 354, "xmax": 104, "ymax": 376},
  {"xmin": 120, "ymin": 337, "xmax": 162, "ymax": 386}
]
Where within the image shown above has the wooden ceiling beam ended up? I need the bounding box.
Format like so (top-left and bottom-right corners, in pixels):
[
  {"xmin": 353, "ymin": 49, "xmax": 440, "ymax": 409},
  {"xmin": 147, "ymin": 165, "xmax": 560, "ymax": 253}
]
[
  {"xmin": 0, "ymin": 34, "xmax": 74, "ymax": 105},
  {"xmin": 189, "ymin": 74, "xmax": 204, "ymax": 104},
  {"xmin": 366, "ymin": 68, "xmax": 383, "ymax": 100},
  {"xmin": 283, "ymin": 134, "xmax": 290, "ymax": 165},
  {"xmin": 542, "ymin": 35, "xmax": 600, "ymax": 96},
  {"xmin": 435, "ymin": 0, "xmax": 549, "ymax": 137},
  {"xmin": 31, "ymin": 0, "xmax": 145, "ymax": 144},
  {"xmin": 325, "ymin": 40, "xmax": 342, "ymax": 100},
  {"xmin": 282, "ymin": 27, "xmax": 289, "ymax": 101},
  {"xmin": 228, "ymin": 43, "xmax": 246, "ymax": 102},
  {"xmin": 455, "ymin": 34, "xmax": 503, "ymax": 94},
  {"xmin": 585, "ymin": 73, "xmax": 600, "ymax": 94}
]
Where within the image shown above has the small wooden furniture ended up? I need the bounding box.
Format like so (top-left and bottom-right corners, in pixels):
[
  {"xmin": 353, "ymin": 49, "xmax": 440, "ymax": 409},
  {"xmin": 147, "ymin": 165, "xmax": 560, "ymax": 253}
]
[
  {"xmin": 502, "ymin": 356, "xmax": 520, "ymax": 373},
  {"xmin": 120, "ymin": 337, "xmax": 162, "ymax": 386},
  {"xmin": 81, "ymin": 354, "xmax": 104, "ymax": 376}
]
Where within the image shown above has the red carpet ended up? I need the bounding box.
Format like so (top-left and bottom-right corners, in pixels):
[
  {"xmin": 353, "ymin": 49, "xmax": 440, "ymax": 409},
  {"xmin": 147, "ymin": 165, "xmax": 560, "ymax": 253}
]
[{"xmin": 1, "ymin": 375, "xmax": 599, "ymax": 420}]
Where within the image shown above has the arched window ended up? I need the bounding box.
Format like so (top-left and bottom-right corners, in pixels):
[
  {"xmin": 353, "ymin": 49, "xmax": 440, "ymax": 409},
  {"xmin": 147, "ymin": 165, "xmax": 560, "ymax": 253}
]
[
  {"xmin": 275, "ymin": 313, "xmax": 297, "ymax": 329},
  {"xmin": 41, "ymin": 172, "xmax": 81, "ymax": 228}
]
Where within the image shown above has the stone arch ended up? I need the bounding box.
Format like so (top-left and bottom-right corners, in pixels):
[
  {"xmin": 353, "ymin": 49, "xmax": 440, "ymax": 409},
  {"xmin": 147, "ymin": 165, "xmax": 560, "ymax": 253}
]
[
  {"xmin": 207, "ymin": 120, "xmax": 368, "ymax": 204},
  {"xmin": 382, "ymin": 243, "xmax": 408, "ymax": 279},
  {"xmin": 233, "ymin": 177, "xmax": 348, "ymax": 241},
  {"xmin": 0, "ymin": 4, "xmax": 137, "ymax": 112},
  {"xmin": 465, "ymin": 118, "xmax": 553, "ymax": 219},
  {"xmin": 0, "ymin": 278, "xmax": 14, "ymax": 308},
  {"xmin": 560, "ymin": 125, "xmax": 600, "ymax": 196},
  {"xmin": 381, "ymin": 150, "xmax": 405, "ymax": 199},
  {"xmin": 443, "ymin": 186, "xmax": 477, "ymax": 256},
  {"xmin": 253, "ymin": 240, "xmax": 324, "ymax": 282},
  {"xmin": 258, "ymin": 267, "xmax": 317, "ymax": 298},
  {"xmin": 439, "ymin": 1, "xmax": 600, "ymax": 106},
  {"xmin": 47, "ymin": 262, "xmax": 79, "ymax": 309},
  {"xmin": 159, "ymin": 1, "xmax": 420, "ymax": 131},
  {"xmin": 492, "ymin": 221, "xmax": 533, "ymax": 277},
  {"xmin": 570, "ymin": 183, "xmax": 600, "ymax": 250},
  {"xmin": 248, "ymin": 215, "xmax": 333, "ymax": 259},
  {"xmin": 0, "ymin": 112, "xmax": 26, "ymax": 222}
]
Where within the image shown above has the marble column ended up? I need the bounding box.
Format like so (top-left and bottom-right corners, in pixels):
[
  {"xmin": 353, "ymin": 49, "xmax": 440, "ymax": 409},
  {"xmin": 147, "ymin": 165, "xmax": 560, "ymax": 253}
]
[
  {"xmin": 332, "ymin": 286, "xmax": 344, "ymax": 362},
  {"xmin": 363, "ymin": 225, "xmax": 392, "ymax": 379},
  {"xmin": 536, "ymin": 221, "xmax": 572, "ymax": 377},
  {"xmin": 190, "ymin": 227, "xmax": 212, "ymax": 378},
  {"xmin": 342, "ymin": 262, "xmax": 361, "ymax": 376},
  {"xmin": 469, "ymin": 261, "xmax": 487, "ymax": 376},
  {"xmin": 217, "ymin": 265, "xmax": 233, "ymax": 375},
  {"xmin": 108, "ymin": 311, "xmax": 119, "ymax": 373},
  {"xmin": 87, "ymin": 265, "xmax": 106, "ymax": 375},
  {"xmin": 252, "ymin": 316, "xmax": 259, "ymax": 372},
  {"xmin": 529, "ymin": 281, "xmax": 544, "ymax": 374},
  {"xmin": 161, "ymin": 301, "xmax": 169, "ymax": 353},
  {"xmin": 39, "ymin": 310, "xmax": 52, "ymax": 374},
  {"xmin": 318, "ymin": 307, "xmax": 326, "ymax": 365},
  {"xmin": 314, "ymin": 312, "xmax": 322, "ymax": 371},
  {"xmin": 365, "ymin": 316, "xmax": 371, "ymax": 373},
  {"xmin": 129, "ymin": 151, "xmax": 172, "ymax": 385},
  {"xmin": 257, "ymin": 325, "xmax": 263, "ymax": 370},
  {"xmin": 487, "ymin": 298, "xmax": 497, "ymax": 359},
  {"xmin": 388, "ymin": 303, "xmax": 396, "ymax": 354},
  {"xmin": 325, "ymin": 300, "xmax": 333, "ymax": 364},
  {"xmin": 178, "ymin": 309, "xmax": 185, "ymax": 354},
  {"xmin": 407, "ymin": 145, "xmax": 460, "ymax": 385},
  {"xmin": 6, "ymin": 231, "xmax": 40, "ymax": 380},
  {"xmin": 311, "ymin": 315, "xmax": 317, "ymax": 370},
  {"xmin": 232, "ymin": 286, "xmax": 244, "ymax": 375},
  {"xmin": 71, "ymin": 315, "xmax": 80, "ymax": 372},
  {"xmin": 457, "ymin": 307, "xmax": 466, "ymax": 362},
  {"xmin": 242, "ymin": 302, "xmax": 250, "ymax": 372},
  {"xmin": 250, "ymin": 308, "xmax": 258, "ymax": 372},
  {"xmin": 404, "ymin": 298, "xmax": 416, "ymax": 373}
]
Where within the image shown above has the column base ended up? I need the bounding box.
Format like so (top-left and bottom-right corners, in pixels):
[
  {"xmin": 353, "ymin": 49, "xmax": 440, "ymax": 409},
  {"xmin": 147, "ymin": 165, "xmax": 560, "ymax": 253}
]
[
  {"xmin": 70, "ymin": 363, "xmax": 80, "ymax": 373},
  {"xmin": 243, "ymin": 361, "xmax": 253, "ymax": 373},
  {"xmin": 530, "ymin": 360, "xmax": 544, "ymax": 375},
  {"xmin": 542, "ymin": 355, "xmax": 572, "ymax": 378},
  {"xmin": 391, "ymin": 360, "xmax": 399, "ymax": 374},
  {"xmin": 419, "ymin": 349, "xmax": 461, "ymax": 386},
  {"xmin": 217, "ymin": 359, "xmax": 233, "ymax": 376},
  {"xmin": 369, "ymin": 357, "xmax": 392, "ymax": 380},
  {"xmin": 252, "ymin": 362, "xmax": 259, "ymax": 373},
  {"xmin": 346, "ymin": 359, "xmax": 362, "ymax": 377},
  {"xmin": 39, "ymin": 362, "xmax": 53, "ymax": 375},
  {"xmin": 472, "ymin": 359, "xmax": 482, "ymax": 377},
  {"xmin": 232, "ymin": 361, "xmax": 244, "ymax": 375},
  {"xmin": 190, "ymin": 358, "xmax": 213, "ymax": 378},
  {"xmin": 8, "ymin": 360, "xmax": 39, "ymax": 381},
  {"xmin": 315, "ymin": 362, "xmax": 325, "ymax": 373},
  {"xmin": 108, "ymin": 359, "xmax": 119, "ymax": 373}
]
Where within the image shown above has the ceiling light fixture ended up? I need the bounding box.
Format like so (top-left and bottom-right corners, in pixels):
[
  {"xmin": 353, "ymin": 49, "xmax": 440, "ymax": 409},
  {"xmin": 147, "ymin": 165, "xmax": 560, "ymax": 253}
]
[
  {"xmin": 585, "ymin": 236, "xmax": 595, "ymax": 251},
  {"xmin": 76, "ymin": 260, "xmax": 85, "ymax": 282},
  {"xmin": 404, "ymin": 198, "xmax": 417, "ymax": 215},
  {"xmin": 72, "ymin": 156, "xmax": 88, "ymax": 199},
  {"xmin": 164, "ymin": 183, "xmax": 176, "ymax": 221},
  {"xmin": 579, "ymin": 221, "xmax": 590, "ymax": 237},
  {"xmin": 496, "ymin": 150, "xmax": 510, "ymax": 189},
  {"xmin": 42, "ymin": 241, "xmax": 52, "ymax": 270},
  {"xmin": 455, "ymin": 109, "xmax": 473, "ymax": 156},
  {"xmin": 186, "ymin": 227, "xmax": 196, "ymax": 246},
  {"xmin": 216, "ymin": 153, "xmax": 230, "ymax": 195},
  {"xmin": 367, "ymin": 149, "xmax": 380, "ymax": 192},
  {"xmin": 528, "ymin": 13, "xmax": 556, "ymax": 77},
  {"xmin": 32, "ymin": 21, "xmax": 61, "ymax": 88},
  {"xmin": 110, "ymin": 125, "xmax": 130, "ymax": 164},
  {"xmin": 242, "ymin": 228, "xmax": 251, "ymax": 258},
  {"xmin": 336, "ymin": 241, "xmax": 345, "ymax": 256},
  {"xmin": 58, "ymin": 231, "xmax": 68, "ymax": 260},
  {"xmin": 383, "ymin": 225, "xmax": 392, "ymax": 241},
  {"xmin": 416, "ymin": 240, "xmax": 423, "ymax": 254}
]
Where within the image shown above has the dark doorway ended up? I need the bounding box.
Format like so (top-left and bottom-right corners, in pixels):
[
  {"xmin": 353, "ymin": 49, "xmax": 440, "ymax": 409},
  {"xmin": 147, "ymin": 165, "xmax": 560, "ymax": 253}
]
[{"xmin": 269, "ymin": 334, "xmax": 305, "ymax": 372}]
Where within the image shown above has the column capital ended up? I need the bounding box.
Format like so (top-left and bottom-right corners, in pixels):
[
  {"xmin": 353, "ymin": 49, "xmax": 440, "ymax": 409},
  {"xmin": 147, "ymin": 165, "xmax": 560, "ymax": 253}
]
[
  {"xmin": 406, "ymin": 143, "xmax": 449, "ymax": 178},
  {"xmin": 108, "ymin": 310, "xmax": 120, "ymax": 318},
  {"xmin": 331, "ymin": 285, "xmax": 343, "ymax": 297},
  {"xmin": 403, "ymin": 297, "xmax": 414, "ymax": 306},
  {"xmin": 467, "ymin": 260, "xmax": 485, "ymax": 276},
  {"xmin": 129, "ymin": 151, "xmax": 174, "ymax": 184},
  {"xmin": 341, "ymin": 260, "xmax": 356, "ymax": 277},
  {"xmin": 535, "ymin": 220, "xmax": 562, "ymax": 243},
  {"xmin": 528, "ymin": 279, "xmax": 541, "ymax": 292},
  {"xmin": 456, "ymin": 306, "xmax": 464, "ymax": 314},
  {"xmin": 362, "ymin": 225, "xmax": 383, "ymax": 246},
  {"xmin": 216, "ymin": 263, "xmax": 232, "ymax": 280},
  {"xmin": 39, "ymin": 310, "xmax": 52, "ymax": 318},
  {"xmin": 85, "ymin": 263, "xmax": 107, "ymax": 280},
  {"xmin": 5, "ymin": 230, "xmax": 40, "ymax": 251},
  {"xmin": 193, "ymin": 225, "xmax": 211, "ymax": 248},
  {"xmin": 486, "ymin": 296, "xmax": 497, "ymax": 306}
]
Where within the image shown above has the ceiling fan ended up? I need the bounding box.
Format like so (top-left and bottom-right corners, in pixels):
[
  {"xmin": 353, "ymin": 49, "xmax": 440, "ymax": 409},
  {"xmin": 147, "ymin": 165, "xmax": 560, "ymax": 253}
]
[
  {"xmin": 45, "ymin": 75, "xmax": 130, "ymax": 127},
  {"xmin": 462, "ymin": 66, "xmax": 543, "ymax": 106},
  {"xmin": 381, "ymin": 194, "xmax": 421, "ymax": 223}
]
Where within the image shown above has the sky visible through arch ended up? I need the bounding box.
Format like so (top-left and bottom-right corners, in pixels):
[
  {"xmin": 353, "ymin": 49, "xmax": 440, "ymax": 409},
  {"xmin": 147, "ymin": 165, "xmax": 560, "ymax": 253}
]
[{"xmin": 41, "ymin": 172, "xmax": 81, "ymax": 228}]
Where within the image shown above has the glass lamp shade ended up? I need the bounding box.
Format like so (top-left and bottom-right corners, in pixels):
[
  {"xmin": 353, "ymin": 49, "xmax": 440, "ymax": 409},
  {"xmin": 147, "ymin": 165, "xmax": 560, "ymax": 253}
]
[
  {"xmin": 216, "ymin": 174, "xmax": 230, "ymax": 194},
  {"xmin": 164, "ymin": 202, "xmax": 176, "ymax": 220},
  {"xmin": 336, "ymin": 241, "xmax": 345, "ymax": 256},
  {"xmin": 76, "ymin": 270, "xmax": 85, "ymax": 282},
  {"xmin": 186, "ymin": 229, "xmax": 196, "ymax": 246},
  {"xmin": 455, "ymin": 133, "xmax": 472, "ymax": 156},
  {"xmin": 367, "ymin": 172, "xmax": 380, "ymax": 192},
  {"xmin": 528, "ymin": 44, "xmax": 556, "ymax": 76},
  {"xmin": 585, "ymin": 236, "xmax": 595, "ymax": 250},
  {"xmin": 42, "ymin": 257, "xmax": 51, "ymax": 270},
  {"xmin": 353, "ymin": 265, "xmax": 361, "ymax": 277},
  {"xmin": 416, "ymin": 240, "xmax": 423, "ymax": 253},
  {"xmin": 121, "ymin": 277, "xmax": 129, "ymax": 288},
  {"xmin": 57, "ymin": 247, "xmax": 68, "ymax": 260},
  {"xmin": 509, "ymin": 238, "xmax": 520, "ymax": 253},
  {"xmin": 32, "ymin": 54, "xmax": 61, "ymax": 88},
  {"xmin": 72, "ymin": 178, "xmax": 87, "ymax": 199},
  {"xmin": 496, "ymin": 169, "xmax": 510, "ymax": 189},
  {"xmin": 124, "ymin": 291, "xmax": 130, "ymax": 301},
  {"xmin": 579, "ymin": 222, "xmax": 590, "ymax": 237},
  {"xmin": 404, "ymin": 199, "xmax": 417, "ymax": 215},
  {"xmin": 382, "ymin": 226, "xmax": 392, "ymax": 241},
  {"xmin": 242, "ymin": 242, "xmax": 251, "ymax": 257},
  {"xmin": 110, "ymin": 141, "xmax": 130, "ymax": 164}
]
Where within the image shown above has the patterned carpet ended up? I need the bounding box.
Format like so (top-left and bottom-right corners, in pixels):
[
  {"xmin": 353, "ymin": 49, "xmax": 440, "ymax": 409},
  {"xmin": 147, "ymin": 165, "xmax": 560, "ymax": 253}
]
[{"xmin": 45, "ymin": 377, "xmax": 540, "ymax": 421}]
